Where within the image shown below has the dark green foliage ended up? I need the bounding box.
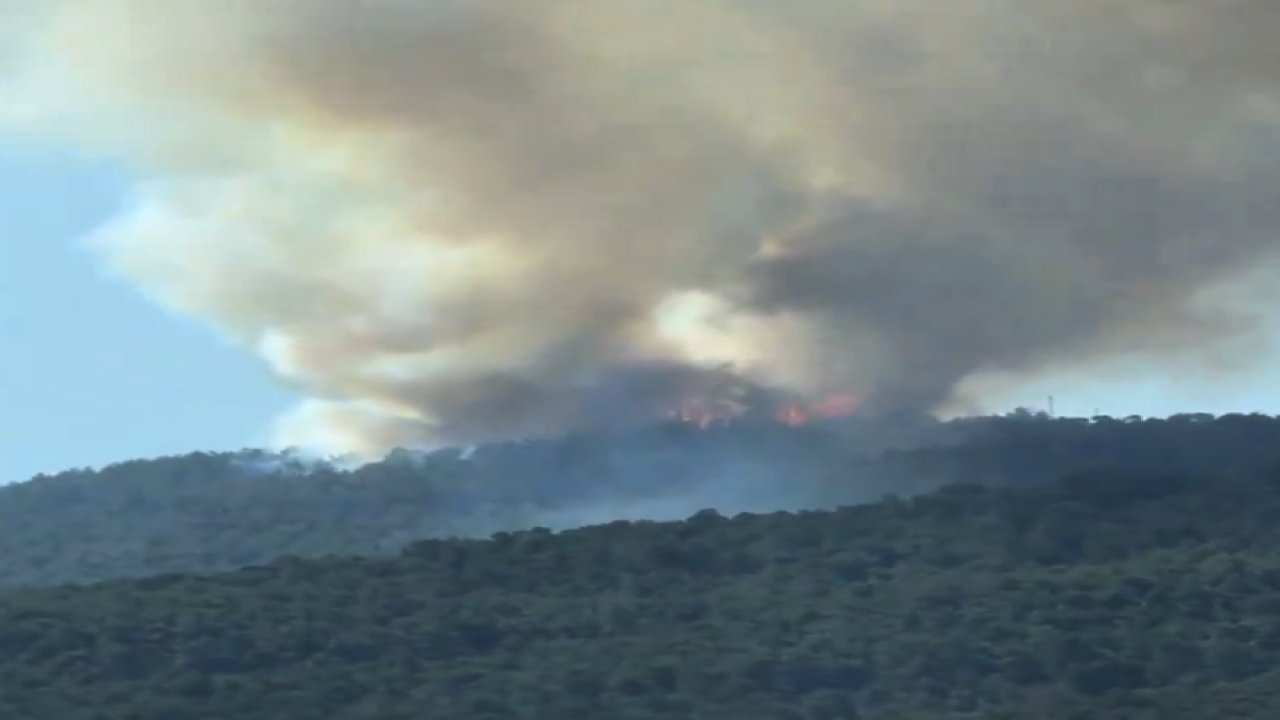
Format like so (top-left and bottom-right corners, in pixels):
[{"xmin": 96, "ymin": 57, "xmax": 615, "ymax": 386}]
[
  {"xmin": 6, "ymin": 412, "xmax": 1280, "ymax": 591},
  {"xmin": 5, "ymin": 468, "xmax": 1280, "ymax": 717}
]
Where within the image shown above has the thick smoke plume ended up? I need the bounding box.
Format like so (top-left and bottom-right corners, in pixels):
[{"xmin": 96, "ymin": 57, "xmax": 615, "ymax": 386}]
[{"xmin": 6, "ymin": 0, "xmax": 1280, "ymax": 453}]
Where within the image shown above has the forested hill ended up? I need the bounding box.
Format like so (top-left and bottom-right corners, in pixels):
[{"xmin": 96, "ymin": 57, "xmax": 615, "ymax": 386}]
[
  {"xmin": 5, "ymin": 468, "xmax": 1280, "ymax": 718},
  {"xmin": 3, "ymin": 412, "xmax": 1280, "ymax": 590}
]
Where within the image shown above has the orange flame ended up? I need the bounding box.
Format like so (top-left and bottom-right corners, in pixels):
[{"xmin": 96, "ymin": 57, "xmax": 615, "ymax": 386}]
[
  {"xmin": 775, "ymin": 393, "xmax": 861, "ymax": 426},
  {"xmin": 810, "ymin": 393, "xmax": 861, "ymax": 418},
  {"xmin": 669, "ymin": 392, "xmax": 860, "ymax": 428}
]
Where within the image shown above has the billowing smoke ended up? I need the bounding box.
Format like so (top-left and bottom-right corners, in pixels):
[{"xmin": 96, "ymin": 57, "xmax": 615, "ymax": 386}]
[{"xmin": 6, "ymin": 0, "xmax": 1280, "ymax": 454}]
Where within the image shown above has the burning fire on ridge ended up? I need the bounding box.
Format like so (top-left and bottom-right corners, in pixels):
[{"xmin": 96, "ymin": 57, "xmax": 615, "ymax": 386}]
[
  {"xmin": 668, "ymin": 392, "xmax": 861, "ymax": 429},
  {"xmin": 775, "ymin": 394, "xmax": 862, "ymax": 427},
  {"xmin": 659, "ymin": 365, "xmax": 862, "ymax": 428}
]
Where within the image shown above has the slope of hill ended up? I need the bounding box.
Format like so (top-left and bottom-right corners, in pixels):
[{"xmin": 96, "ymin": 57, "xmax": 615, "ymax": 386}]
[
  {"xmin": 3, "ymin": 467, "xmax": 1280, "ymax": 719},
  {"xmin": 2, "ymin": 412, "xmax": 1279, "ymax": 591}
]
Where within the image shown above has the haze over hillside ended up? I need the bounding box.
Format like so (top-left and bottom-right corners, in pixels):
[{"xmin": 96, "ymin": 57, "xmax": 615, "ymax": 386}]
[{"xmin": 4, "ymin": 412, "xmax": 1280, "ymax": 592}]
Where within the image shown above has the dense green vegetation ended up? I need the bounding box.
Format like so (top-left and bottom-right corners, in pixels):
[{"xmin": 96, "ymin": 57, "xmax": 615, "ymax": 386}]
[
  {"xmin": 5, "ymin": 464, "xmax": 1280, "ymax": 718},
  {"xmin": 4, "ymin": 412, "xmax": 1280, "ymax": 590}
]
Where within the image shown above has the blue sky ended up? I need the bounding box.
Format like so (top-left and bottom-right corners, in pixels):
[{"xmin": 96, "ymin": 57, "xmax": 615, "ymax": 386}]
[
  {"xmin": 0, "ymin": 143, "xmax": 293, "ymax": 483},
  {"xmin": 4, "ymin": 140, "xmax": 1280, "ymax": 484}
]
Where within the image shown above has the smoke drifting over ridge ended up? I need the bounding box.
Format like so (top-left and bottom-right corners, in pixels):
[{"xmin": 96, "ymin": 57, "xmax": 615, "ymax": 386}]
[{"xmin": 6, "ymin": 0, "xmax": 1280, "ymax": 453}]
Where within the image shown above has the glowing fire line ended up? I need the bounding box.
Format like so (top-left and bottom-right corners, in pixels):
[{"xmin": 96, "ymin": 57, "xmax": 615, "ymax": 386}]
[{"xmin": 668, "ymin": 393, "xmax": 860, "ymax": 428}]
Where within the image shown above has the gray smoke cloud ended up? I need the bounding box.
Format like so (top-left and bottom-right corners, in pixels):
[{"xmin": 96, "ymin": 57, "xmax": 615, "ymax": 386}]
[{"xmin": 5, "ymin": 0, "xmax": 1280, "ymax": 453}]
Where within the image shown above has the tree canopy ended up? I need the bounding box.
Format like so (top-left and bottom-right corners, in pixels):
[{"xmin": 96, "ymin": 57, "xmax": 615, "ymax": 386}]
[{"xmin": 4, "ymin": 441, "xmax": 1280, "ymax": 717}]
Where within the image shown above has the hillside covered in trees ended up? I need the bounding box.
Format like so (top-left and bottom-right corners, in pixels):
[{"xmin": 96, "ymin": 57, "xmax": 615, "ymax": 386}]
[
  {"xmin": 5, "ymin": 463, "xmax": 1280, "ymax": 718},
  {"xmin": 4, "ymin": 412, "xmax": 1280, "ymax": 590}
]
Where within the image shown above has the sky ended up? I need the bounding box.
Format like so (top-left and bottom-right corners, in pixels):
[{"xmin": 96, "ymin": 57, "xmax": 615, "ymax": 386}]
[
  {"xmin": 4, "ymin": 135, "xmax": 1280, "ymax": 484},
  {"xmin": 0, "ymin": 143, "xmax": 293, "ymax": 483}
]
